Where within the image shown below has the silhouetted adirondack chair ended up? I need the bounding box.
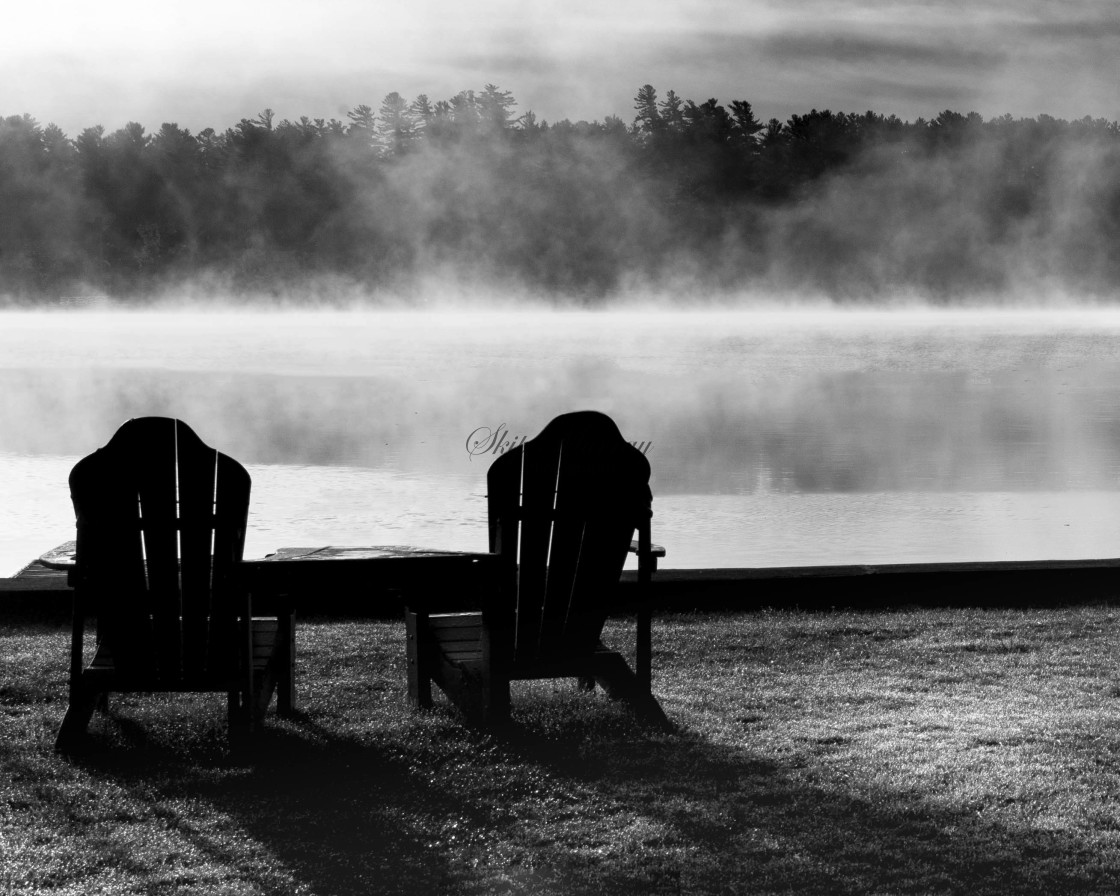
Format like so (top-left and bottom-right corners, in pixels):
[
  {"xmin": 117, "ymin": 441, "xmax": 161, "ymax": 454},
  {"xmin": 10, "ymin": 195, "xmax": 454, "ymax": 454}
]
[
  {"xmin": 55, "ymin": 417, "xmax": 293, "ymax": 753},
  {"xmin": 405, "ymin": 411, "xmax": 669, "ymax": 728}
]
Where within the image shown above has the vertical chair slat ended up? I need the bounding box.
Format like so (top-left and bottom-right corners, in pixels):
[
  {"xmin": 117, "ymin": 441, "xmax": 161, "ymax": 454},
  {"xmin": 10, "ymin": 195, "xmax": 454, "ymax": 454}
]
[
  {"xmin": 539, "ymin": 443, "xmax": 583, "ymax": 657},
  {"xmin": 177, "ymin": 422, "xmax": 219, "ymax": 679},
  {"xmin": 513, "ymin": 439, "xmax": 557, "ymax": 664},
  {"xmin": 134, "ymin": 419, "xmax": 182, "ymax": 681},
  {"xmin": 212, "ymin": 454, "xmax": 250, "ymax": 579},
  {"xmin": 486, "ymin": 450, "xmax": 521, "ymax": 684},
  {"xmin": 210, "ymin": 453, "xmax": 251, "ymax": 677}
]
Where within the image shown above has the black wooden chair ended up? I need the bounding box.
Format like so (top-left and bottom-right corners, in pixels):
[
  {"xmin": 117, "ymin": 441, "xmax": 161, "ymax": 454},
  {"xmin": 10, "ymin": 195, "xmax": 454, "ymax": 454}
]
[
  {"xmin": 55, "ymin": 417, "xmax": 294, "ymax": 753},
  {"xmin": 405, "ymin": 410, "xmax": 669, "ymax": 728}
]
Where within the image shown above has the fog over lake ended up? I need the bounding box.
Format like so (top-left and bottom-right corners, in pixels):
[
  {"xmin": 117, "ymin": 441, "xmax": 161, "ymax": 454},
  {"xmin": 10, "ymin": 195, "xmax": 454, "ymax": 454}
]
[{"xmin": 3, "ymin": 307, "xmax": 1120, "ymax": 575}]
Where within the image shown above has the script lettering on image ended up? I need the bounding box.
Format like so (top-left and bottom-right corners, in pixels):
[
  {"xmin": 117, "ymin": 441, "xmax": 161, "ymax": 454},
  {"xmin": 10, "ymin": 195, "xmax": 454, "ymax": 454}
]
[{"xmin": 465, "ymin": 424, "xmax": 651, "ymax": 459}]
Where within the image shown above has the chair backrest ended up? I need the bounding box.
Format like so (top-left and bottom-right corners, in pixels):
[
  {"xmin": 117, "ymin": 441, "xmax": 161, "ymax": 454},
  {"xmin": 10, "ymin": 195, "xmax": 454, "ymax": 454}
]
[
  {"xmin": 487, "ymin": 411, "xmax": 652, "ymax": 665},
  {"xmin": 69, "ymin": 417, "xmax": 251, "ymax": 682}
]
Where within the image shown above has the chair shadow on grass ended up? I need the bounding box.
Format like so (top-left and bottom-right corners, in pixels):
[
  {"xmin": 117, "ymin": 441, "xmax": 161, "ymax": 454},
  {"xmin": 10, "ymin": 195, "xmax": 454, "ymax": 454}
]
[
  {"xmin": 63, "ymin": 684, "xmax": 1118, "ymax": 896},
  {"xmin": 444, "ymin": 686, "xmax": 1117, "ymax": 896},
  {"xmin": 70, "ymin": 708, "xmax": 471, "ymax": 896}
]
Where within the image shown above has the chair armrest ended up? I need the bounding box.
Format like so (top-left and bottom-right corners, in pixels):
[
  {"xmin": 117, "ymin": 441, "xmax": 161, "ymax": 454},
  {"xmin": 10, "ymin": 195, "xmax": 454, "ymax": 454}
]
[
  {"xmin": 38, "ymin": 540, "xmax": 78, "ymax": 571},
  {"xmin": 628, "ymin": 539, "xmax": 665, "ymax": 573}
]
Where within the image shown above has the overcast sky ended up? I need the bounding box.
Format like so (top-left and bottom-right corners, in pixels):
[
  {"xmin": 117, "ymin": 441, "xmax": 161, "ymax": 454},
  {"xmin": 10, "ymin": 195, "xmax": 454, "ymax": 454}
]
[{"xmin": 2, "ymin": 0, "xmax": 1117, "ymax": 136}]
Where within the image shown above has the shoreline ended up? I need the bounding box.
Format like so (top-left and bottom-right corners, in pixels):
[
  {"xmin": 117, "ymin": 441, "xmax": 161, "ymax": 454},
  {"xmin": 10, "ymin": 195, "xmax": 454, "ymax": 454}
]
[{"xmin": 5, "ymin": 554, "xmax": 1118, "ymax": 621}]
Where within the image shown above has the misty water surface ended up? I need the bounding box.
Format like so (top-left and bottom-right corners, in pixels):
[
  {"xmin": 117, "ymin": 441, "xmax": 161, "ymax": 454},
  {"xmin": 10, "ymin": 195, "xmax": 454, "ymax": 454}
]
[{"xmin": 3, "ymin": 308, "xmax": 1120, "ymax": 574}]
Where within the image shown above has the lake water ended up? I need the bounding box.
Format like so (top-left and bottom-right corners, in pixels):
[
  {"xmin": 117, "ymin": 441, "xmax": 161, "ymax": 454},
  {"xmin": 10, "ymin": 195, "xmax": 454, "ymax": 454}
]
[{"xmin": 2, "ymin": 307, "xmax": 1120, "ymax": 576}]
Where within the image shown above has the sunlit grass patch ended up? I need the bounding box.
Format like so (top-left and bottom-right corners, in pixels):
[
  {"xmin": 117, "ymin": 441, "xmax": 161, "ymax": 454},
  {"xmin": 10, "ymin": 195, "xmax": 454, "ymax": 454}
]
[{"xmin": 3, "ymin": 607, "xmax": 1120, "ymax": 893}]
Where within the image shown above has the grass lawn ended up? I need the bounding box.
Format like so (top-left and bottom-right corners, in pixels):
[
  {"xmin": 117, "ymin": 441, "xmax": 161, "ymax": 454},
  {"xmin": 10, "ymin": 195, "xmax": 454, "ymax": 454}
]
[{"xmin": 3, "ymin": 606, "xmax": 1120, "ymax": 894}]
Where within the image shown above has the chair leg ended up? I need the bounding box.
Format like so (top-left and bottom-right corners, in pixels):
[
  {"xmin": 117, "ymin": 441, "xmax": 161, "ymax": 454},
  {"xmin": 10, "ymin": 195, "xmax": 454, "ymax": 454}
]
[
  {"xmin": 55, "ymin": 684, "xmax": 103, "ymax": 753},
  {"xmin": 276, "ymin": 611, "xmax": 296, "ymax": 717},
  {"xmin": 405, "ymin": 609, "xmax": 433, "ymax": 709},
  {"xmin": 228, "ymin": 690, "xmax": 253, "ymax": 741},
  {"xmin": 252, "ymin": 668, "xmax": 276, "ymax": 726},
  {"xmin": 243, "ymin": 615, "xmax": 295, "ymax": 723}
]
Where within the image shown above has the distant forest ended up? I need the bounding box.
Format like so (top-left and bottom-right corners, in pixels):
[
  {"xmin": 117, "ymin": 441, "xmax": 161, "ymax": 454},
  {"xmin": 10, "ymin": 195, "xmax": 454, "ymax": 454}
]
[{"xmin": 1, "ymin": 84, "xmax": 1118, "ymax": 304}]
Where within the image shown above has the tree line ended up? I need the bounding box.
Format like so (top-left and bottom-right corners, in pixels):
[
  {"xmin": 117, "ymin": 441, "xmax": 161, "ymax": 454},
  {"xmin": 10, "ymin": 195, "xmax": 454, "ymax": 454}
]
[{"xmin": 1, "ymin": 84, "xmax": 1118, "ymax": 303}]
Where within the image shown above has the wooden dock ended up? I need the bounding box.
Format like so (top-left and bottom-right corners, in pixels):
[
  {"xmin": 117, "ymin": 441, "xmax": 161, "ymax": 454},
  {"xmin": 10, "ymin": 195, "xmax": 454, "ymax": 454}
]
[
  {"xmin": 618, "ymin": 557, "xmax": 1120, "ymax": 610},
  {"xmin": 0, "ymin": 558, "xmax": 73, "ymax": 620},
  {"xmin": 3, "ymin": 551, "xmax": 1119, "ymax": 620}
]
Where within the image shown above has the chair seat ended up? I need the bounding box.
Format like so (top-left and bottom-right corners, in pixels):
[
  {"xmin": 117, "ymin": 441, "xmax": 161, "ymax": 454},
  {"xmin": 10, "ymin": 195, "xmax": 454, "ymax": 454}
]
[{"xmin": 419, "ymin": 611, "xmax": 664, "ymax": 722}]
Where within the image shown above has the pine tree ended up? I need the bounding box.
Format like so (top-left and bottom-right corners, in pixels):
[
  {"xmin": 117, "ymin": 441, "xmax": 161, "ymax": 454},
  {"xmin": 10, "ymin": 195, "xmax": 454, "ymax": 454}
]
[
  {"xmin": 633, "ymin": 84, "xmax": 662, "ymax": 136},
  {"xmin": 377, "ymin": 92, "xmax": 416, "ymax": 156}
]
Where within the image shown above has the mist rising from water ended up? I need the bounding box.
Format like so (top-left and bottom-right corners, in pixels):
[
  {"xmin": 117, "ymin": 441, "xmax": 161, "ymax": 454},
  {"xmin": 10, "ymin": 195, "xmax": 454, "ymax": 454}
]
[
  {"xmin": 5, "ymin": 308, "xmax": 1120, "ymax": 492},
  {"xmin": 6, "ymin": 308, "xmax": 1120, "ymax": 574}
]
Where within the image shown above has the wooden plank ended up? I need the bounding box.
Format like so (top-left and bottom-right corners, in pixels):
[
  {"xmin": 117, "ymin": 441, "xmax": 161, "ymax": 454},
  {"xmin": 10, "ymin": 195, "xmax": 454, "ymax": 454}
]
[
  {"xmin": 542, "ymin": 435, "xmax": 584, "ymax": 639},
  {"xmin": 615, "ymin": 559, "xmax": 1120, "ymax": 609},
  {"xmin": 442, "ymin": 648, "xmax": 484, "ymax": 663},
  {"xmin": 514, "ymin": 435, "xmax": 555, "ymax": 662},
  {"xmin": 617, "ymin": 557, "xmax": 1120, "ymax": 582},
  {"xmin": 178, "ymin": 422, "xmax": 217, "ymax": 678},
  {"xmin": 613, "ymin": 560, "xmax": 1120, "ymax": 586},
  {"xmin": 142, "ymin": 418, "xmax": 185, "ymax": 679},
  {"xmin": 428, "ymin": 618, "xmax": 483, "ymax": 636},
  {"xmin": 1, "ymin": 560, "xmax": 71, "ymax": 590},
  {"xmin": 251, "ymin": 619, "xmax": 279, "ymax": 663},
  {"xmin": 485, "ymin": 446, "xmax": 523, "ymax": 657},
  {"xmin": 259, "ymin": 545, "xmax": 490, "ymax": 562}
]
